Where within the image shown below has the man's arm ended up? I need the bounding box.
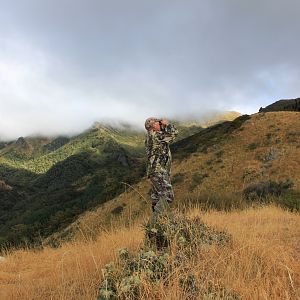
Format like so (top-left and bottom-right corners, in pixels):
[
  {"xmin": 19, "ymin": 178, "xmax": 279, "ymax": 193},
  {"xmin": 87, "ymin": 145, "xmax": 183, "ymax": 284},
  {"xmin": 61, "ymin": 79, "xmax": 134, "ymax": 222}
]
[{"xmin": 157, "ymin": 123, "xmax": 178, "ymax": 143}]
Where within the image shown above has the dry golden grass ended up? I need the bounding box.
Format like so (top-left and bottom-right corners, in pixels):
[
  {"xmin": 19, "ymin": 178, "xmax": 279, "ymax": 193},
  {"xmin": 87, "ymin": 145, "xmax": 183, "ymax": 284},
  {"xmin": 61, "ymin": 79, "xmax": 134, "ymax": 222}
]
[
  {"xmin": 0, "ymin": 205, "xmax": 299, "ymax": 300},
  {"xmin": 173, "ymin": 111, "xmax": 300, "ymax": 197},
  {"xmin": 191, "ymin": 205, "xmax": 300, "ymax": 299}
]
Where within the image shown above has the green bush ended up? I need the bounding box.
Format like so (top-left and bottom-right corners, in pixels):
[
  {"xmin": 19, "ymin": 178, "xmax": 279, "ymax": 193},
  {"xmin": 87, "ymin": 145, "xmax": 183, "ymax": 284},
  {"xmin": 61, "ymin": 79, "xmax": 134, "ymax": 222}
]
[
  {"xmin": 243, "ymin": 179, "xmax": 294, "ymax": 200},
  {"xmin": 98, "ymin": 212, "xmax": 233, "ymax": 300},
  {"xmin": 276, "ymin": 190, "xmax": 300, "ymax": 211},
  {"xmin": 144, "ymin": 213, "xmax": 230, "ymax": 252}
]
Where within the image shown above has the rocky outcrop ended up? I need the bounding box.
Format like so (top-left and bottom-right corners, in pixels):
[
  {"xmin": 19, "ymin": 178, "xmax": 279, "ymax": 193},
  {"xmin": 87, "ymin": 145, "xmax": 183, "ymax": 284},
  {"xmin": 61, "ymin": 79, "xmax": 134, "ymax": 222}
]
[{"xmin": 259, "ymin": 98, "xmax": 300, "ymax": 112}]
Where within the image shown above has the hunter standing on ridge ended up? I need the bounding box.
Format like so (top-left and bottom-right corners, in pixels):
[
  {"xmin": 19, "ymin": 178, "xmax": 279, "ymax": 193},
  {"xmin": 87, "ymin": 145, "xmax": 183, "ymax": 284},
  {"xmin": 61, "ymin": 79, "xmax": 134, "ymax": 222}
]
[{"xmin": 145, "ymin": 118, "xmax": 178, "ymax": 214}]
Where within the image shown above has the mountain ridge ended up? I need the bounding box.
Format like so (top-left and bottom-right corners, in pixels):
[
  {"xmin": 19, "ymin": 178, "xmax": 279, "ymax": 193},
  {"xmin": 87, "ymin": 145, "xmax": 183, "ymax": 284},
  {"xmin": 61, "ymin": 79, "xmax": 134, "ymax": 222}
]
[{"xmin": 259, "ymin": 97, "xmax": 300, "ymax": 112}]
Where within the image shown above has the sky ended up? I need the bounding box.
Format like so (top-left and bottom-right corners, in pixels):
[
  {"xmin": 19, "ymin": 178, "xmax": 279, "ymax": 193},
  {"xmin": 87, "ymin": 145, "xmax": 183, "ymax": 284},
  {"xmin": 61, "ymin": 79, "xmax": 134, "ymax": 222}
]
[{"xmin": 0, "ymin": 0, "xmax": 299, "ymax": 140}]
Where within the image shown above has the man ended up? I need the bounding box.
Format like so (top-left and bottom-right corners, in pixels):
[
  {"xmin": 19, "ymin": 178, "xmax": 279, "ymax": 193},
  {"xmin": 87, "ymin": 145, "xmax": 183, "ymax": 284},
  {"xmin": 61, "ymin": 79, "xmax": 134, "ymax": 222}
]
[{"xmin": 145, "ymin": 117, "xmax": 178, "ymax": 214}]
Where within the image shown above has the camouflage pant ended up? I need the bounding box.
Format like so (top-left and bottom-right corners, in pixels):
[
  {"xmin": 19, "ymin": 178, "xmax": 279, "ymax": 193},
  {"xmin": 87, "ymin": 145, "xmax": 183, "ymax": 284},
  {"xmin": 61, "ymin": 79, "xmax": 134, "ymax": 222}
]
[{"xmin": 149, "ymin": 172, "xmax": 174, "ymax": 214}]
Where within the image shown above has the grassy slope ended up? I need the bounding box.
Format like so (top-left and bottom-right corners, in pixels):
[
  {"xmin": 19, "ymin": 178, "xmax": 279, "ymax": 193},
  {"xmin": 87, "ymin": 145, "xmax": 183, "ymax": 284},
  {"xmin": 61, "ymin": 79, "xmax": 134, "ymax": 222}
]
[
  {"xmin": 0, "ymin": 111, "xmax": 299, "ymax": 299},
  {"xmin": 0, "ymin": 206, "xmax": 299, "ymax": 299},
  {"xmin": 173, "ymin": 111, "xmax": 300, "ymax": 197},
  {"xmin": 60, "ymin": 111, "xmax": 300, "ymax": 240}
]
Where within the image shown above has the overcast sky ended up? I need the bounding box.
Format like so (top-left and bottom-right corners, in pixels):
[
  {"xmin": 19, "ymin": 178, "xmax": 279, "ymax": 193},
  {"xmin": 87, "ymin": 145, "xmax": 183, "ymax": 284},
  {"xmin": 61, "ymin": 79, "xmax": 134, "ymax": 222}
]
[{"xmin": 0, "ymin": 0, "xmax": 299, "ymax": 140}]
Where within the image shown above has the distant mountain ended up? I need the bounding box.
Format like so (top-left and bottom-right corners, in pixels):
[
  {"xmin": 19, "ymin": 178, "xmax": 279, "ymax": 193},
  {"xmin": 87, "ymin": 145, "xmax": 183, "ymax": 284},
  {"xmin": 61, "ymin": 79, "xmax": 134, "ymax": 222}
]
[
  {"xmin": 259, "ymin": 98, "xmax": 300, "ymax": 112},
  {"xmin": 0, "ymin": 136, "xmax": 57, "ymax": 162},
  {"xmin": 186, "ymin": 111, "xmax": 242, "ymax": 128}
]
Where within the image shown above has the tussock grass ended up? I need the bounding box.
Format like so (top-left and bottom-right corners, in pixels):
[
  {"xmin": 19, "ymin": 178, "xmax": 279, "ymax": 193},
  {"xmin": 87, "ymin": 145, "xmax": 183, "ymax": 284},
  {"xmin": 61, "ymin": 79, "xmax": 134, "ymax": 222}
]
[{"xmin": 0, "ymin": 205, "xmax": 299, "ymax": 299}]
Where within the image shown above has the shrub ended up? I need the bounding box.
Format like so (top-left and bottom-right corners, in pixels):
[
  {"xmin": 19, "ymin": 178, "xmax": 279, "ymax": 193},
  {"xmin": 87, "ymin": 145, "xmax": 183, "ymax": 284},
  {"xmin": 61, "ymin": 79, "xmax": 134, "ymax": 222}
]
[
  {"xmin": 172, "ymin": 172, "xmax": 184, "ymax": 185},
  {"xmin": 98, "ymin": 212, "xmax": 233, "ymax": 300},
  {"xmin": 243, "ymin": 179, "xmax": 294, "ymax": 200},
  {"xmin": 242, "ymin": 168, "xmax": 259, "ymax": 182},
  {"xmin": 111, "ymin": 206, "xmax": 124, "ymax": 215},
  {"xmin": 256, "ymin": 149, "xmax": 278, "ymax": 162},
  {"xmin": 215, "ymin": 150, "xmax": 224, "ymax": 158},
  {"xmin": 144, "ymin": 213, "xmax": 230, "ymax": 252},
  {"xmin": 276, "ymin": 190, "xmax": 300, "ymax": 212},
  {"xmin": 247, "ymin": 142, "xmax": 260, "ymax": 150},
  {"xmin": 189, "ymin": 172, "xmax": 209, "ymax": 191}
]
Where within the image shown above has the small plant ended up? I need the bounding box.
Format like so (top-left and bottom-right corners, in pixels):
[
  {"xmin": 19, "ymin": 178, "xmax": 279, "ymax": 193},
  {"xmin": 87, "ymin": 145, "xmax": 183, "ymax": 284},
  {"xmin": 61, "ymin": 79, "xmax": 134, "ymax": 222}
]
[
  {"xmin": 202, "ymin": 282, "xmax": 240, "ymax": 300},
  {"xmin": 215, "ymin": 150, "xmax": 224, "ymax": 158},
  {"xmin": 179, "ymin": 274, "xmax": 199, "ymax": 295},
  {"xmin": 264, "ymin": 133, "xmax": 274, "ymax": 145},
  {"xmin": 242, "ymin": 168, "xmax": 259, "ymax": 182},
  {"xmin": 256, "ymin": 148, "xmax": 278, "ymax": 162},
  {"xmin": 243, "ymin": 179, "xmax": 294, "ymax": 200},
  {"xmin": 286, "ymin": 131, "xmax": 300, "ymax": 144},
  {"xmin": 172, "ymin": 172, "xmax": 185, "ymax": 185},
  {"xmin": 247, "ymin": 142, "xmax": 260, "ymax": 150},
  {"xmin": 276, "ymin": 190, "xmax": 300, "ymax": 212},
  {"xmin": 111, "ymin": 206, "xmax": 124, "ymax": 215},
  {"xmin": 205, "ymin": 159, "xmax": 214, "ymax": 165},
  {"xmin": 98, "ymin": 248, "xmax": 170, "ymax": 299},
  {"xmin": 189, "ymin": 172, "xmax": 209, "ymax": 191},
  {"xmin": 98, "ymin": 262, "xmax": 118, "ymax": 300}
]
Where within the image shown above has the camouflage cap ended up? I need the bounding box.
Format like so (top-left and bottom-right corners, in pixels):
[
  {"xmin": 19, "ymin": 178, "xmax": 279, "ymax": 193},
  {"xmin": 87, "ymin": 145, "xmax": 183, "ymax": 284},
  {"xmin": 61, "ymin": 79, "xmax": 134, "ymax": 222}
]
[{"xmin": 145, "ymin": 117, "xmax": 160, "ymax": 130}]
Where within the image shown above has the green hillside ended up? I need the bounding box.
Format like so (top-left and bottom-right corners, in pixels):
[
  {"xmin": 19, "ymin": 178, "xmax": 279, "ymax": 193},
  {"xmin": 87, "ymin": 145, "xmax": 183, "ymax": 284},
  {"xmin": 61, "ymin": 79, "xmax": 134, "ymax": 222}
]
[
  {"xmin": 0, "ymin": 126, "xmax": 145, "ymax": 173},
  {"xmin": 0, "ymin": 113, "xmax": 240, "ymax": 249},
  {"xmin": 0, "ymin": 126, "xmax": 146, "ymax": 248}
]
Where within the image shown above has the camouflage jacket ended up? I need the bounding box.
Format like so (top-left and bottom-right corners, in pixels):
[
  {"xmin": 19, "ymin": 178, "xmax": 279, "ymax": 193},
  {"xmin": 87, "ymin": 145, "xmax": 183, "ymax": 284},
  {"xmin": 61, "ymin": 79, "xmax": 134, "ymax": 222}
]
[{"xmin": 145, "ymin": 124, "xmax": 178, "ymax": 177}]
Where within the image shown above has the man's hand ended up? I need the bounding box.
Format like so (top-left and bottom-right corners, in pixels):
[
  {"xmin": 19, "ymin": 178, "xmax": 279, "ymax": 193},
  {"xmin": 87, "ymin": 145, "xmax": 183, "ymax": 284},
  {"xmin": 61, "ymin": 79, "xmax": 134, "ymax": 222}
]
[
  {"xmin": 147, "ymin": 118, "xmax": 169, "ymax": 132},
  {"xmin": 151, "ymin": 121, "xmax": 161, "ymax": 131}
]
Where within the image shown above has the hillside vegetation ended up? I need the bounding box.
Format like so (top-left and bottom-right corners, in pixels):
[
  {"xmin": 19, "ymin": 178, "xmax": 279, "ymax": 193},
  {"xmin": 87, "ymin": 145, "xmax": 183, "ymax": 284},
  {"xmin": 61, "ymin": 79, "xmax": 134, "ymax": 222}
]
[
  {"xmin": 58, "ymin": 111, "xmax": 299, "ymax": 242},
  {"xmin": 0, "ymin": 108, "xmax": 299, "ymax": 299},
  {"xmin": 0, "ymin": 109, "xmax": 299, "ymax": 249},
  {"xmin": 0, "ymin": 113, "xmax": 240, "ymax": 249},
  {"xmin": 0, "ymin": 206, "xmax": 299, "ymax": 299}
]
